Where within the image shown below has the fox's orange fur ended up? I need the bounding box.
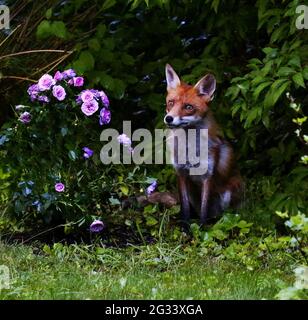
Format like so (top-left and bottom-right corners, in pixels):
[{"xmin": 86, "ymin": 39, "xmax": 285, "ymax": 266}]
[{"xmin": 164, "ymin": 64, "xmax": 242, "ymax": 225}]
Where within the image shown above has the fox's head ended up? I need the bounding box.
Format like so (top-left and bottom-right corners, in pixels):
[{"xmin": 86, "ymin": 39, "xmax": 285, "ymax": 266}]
[{"xmin": 164, "ymin": 64, "xmax": 216, "ymax": 128}]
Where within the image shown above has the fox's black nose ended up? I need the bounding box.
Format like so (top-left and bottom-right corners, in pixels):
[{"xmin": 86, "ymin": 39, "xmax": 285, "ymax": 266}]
[{"xmin": 165, "ymin": 115, "xmax": 174, "ymax": 124}]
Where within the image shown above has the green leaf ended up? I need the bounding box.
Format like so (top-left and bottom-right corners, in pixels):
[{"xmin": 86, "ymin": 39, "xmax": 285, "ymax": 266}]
[
  {"xmin": 146, "ymin": 215, "xmax": 158, "ymax": 226},
  {"xmin": 112, "ymin": 79, "xmax": 126, "ymax": 99},
  {"xmin": 102, "ymin": 0, "xmax": 116, "ymax": 11},
  {"xmin": 277, "ymin": 67, "xmax": 295, "ymax": 77},
  {"xmin": 211, "ymin": 0, "xmax": 220, "ymax": 13},
  {"xmin": 264, "ymin": 80, "xmax": 290, "ymax": 108},
  {"xmin": 96, "ymin": 24, "xmax": 107, "ymax": 38},
  {"xmin": 99, "ymin": 73, "xmax": 114, "ymax": 91},
  {"xmin": 245, "ymin": 107, "xmax": 260, "ymax": 127},
  {"xmin": 120, "ymin": 185, "xmax": 129, "ymax": 196},
  {"xmin": 88, "ymin": 38, "xmax": 101, "ymax": 52},
  {"xmin": 51, "ymin": 21, "xmax": 67, "ymax": 39},
  {"xmin": 288, "ymin": 55, "xmax": 301, "ymax": 68},
  {"xmin": 292, "ymin": 73, "xmax": 306, "ymax": 88},
  {"xmin": 121, "ymin": 53, "xmax": 135, "ymax": 66},
  {"xmin": 45, "ymin": 8, "xmax": 52, "ymax": 20},
  {"xmin": 36, "ymin": 20, "xmax": 51, "ymax": 39},
  {"xmin": 303, "ymin": 66, "xmax": 308, "ymax": 80},
  {"xmin": 253, "ymin": 81, "xmax": 272, "ymax": 100},
  {"xmin": 73, "ymin": 51, "xmax": 95, "ymax": 73}
]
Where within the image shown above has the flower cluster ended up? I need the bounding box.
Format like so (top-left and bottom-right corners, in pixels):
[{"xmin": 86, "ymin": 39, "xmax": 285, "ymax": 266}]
[
  {"xmin": 27, "ymin": 69, "xmax": 80, "ymax": 103},
  {"xmin": 25, "ymin": 69, "xmax": 111, "ymax": 126},
  {"xmin": 76, "ymin": 89, "xmax": 110, "ymax": 125}
]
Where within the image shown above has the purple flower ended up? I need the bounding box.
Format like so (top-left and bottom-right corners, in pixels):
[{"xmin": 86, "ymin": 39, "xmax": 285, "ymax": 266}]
[
  {"xmin": 62, "ymin": 69, "xmax": 76, "ymax": 79},
  {"xmin": 99, "ymin": 108, "xmax": 111, "ymax": 125},
  {"xmin": 52, "ymin": 85, "xmax": 66, "ymax": 101},
  {"xmin": 27, "ymin": 84, "xmax": 39, "ymax": 96},
  {"xmin": 76, "ymin": 95, "xmax": 82, "ymax": 105},
  {"xmin": 38, "ymin": 74, "xmax": 56, "ymax": 91},
  {"xmin": 32, "ymin": 200, "xmax": 42, "ymax": 212},
  {"xmin": 90, "ymin": 220, "xmax": 105, "ymax": 233},
  {"xmin": 91, "ymin": 89, "xmax": 100, "ymax": 96},
  {"xmin": 146, "ymin": 180, "xmax": 157, "ymax": 195},
  {"xmin": 19, "ymin": 112, "xmax": 31, "ymax": 124},
  {"xmin": 117, "ymin": 134, "xmax": 131, "ymax": 146},
  {"xmin": 117, "ymin": 134, "xmax": 134, "ymax": 152},
  {"xmin": 99, "ymin": 91, "xmax": 110, "ymax": 108},
  {"xmin": 80, "ymin": 90, "xmax": 94, "ymax": 103},
  {"xmin": 73, "ymin": 77, "xmax": 84, "ymax": 87},
  {"xmin": 81, "ymin": 100, "xmax": 99, "ymax": 116},
  {"xmin": 83, "ymin": 147, "xmax": 94, "ymax": 159},
  {"xmin": 54, "ymin": 71, "xmax": 63, "ymax": 81},
  {"xmin": 38, "ymin": 95, "xmax": 50, "ymax": 103},
  {"xmin": 55, "ymin": 182, "xmax": 65, "ymax": 192}
]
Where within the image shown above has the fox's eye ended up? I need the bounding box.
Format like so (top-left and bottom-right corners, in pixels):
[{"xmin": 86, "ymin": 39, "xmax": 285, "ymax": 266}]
[
  {"xmin": 168, "ymin": 100, "xmax": 174, "ymax": 108},
  {"xmin": 184, "ymin": 104, "xmax": 194, "ymax": 111}
]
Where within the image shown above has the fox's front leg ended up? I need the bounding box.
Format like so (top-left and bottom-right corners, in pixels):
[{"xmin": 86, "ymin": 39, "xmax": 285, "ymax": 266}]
[
  {"xmin": 200, "ymin": 178, "xmax": 211, "ymax": 224},
  {"xmin": 178, "ymin": 175, "xmax": 190, "ymax": 226}
]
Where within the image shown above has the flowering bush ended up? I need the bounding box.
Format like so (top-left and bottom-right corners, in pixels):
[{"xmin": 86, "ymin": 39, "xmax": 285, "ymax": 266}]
[{"xmin": 0, "ymin": 69, "xmax": 118, "ymax": 233}]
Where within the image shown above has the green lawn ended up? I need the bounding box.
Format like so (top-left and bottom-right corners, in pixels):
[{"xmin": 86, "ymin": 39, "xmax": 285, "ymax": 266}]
[{"xmin": 0, "ymin": 241, "xmax": 294, "ymax": 300}]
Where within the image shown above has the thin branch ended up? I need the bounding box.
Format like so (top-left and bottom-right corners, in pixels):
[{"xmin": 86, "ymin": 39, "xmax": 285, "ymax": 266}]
[
  {"xmin": 0, "ymin": 49, "xmax": 74, "ymax": 60},
  {"xmin": 0, "ymin": 24, "xmax": 22, "ymax": 48},
  {"xmin": 32, "ymin": 52, "xmax": 73, "ymax": 77},
  {"xmin": 1, "ymin": 76, "xmax": 37, "ymax": 82},
  {"xmin": 46, "ymin": 52, "xmax": 73, "ymax": 74}
]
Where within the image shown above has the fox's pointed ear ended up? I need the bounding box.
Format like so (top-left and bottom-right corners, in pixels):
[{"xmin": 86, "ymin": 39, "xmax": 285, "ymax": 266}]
[
  {"xmin": 194, "ymin": 74, "xmax": 216, "ymax": 100},
  {"xmin": 165, "ymin": 64, "xmax": 181, "ymax": 91}
]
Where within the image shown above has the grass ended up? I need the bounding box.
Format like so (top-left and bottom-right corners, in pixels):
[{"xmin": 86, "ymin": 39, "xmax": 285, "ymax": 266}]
[{"xmin": 0, "ymin": 240, "xmax": 295, "ymax": 300}]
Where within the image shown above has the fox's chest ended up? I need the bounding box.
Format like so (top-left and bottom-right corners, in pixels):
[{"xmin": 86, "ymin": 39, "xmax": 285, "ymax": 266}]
[{"xmin": 167, "ymin": 128, "xmax": 218, "ymax": 180}]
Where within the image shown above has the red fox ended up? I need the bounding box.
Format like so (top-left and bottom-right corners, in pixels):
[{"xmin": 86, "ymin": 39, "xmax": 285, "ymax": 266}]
[{"xmin": 164, "ymin": 64, "xmax": 242, "ymax": 225}]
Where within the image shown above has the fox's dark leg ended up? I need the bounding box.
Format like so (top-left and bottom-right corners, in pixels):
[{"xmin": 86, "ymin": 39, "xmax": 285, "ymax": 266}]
[
  {"xmin": 200, "ymin": 178, "xmax": 211, "ymax": 225},
  {"xmin": 178, "ymin": 175, "xmax": 190, "ymax": 228}
]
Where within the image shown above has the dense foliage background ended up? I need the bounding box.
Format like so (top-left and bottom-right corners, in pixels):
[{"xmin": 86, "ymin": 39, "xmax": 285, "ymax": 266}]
[{"xmin": 0, "ymin": 0, "xmax": 307, "ymax": 247}]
